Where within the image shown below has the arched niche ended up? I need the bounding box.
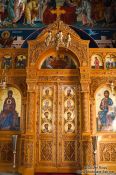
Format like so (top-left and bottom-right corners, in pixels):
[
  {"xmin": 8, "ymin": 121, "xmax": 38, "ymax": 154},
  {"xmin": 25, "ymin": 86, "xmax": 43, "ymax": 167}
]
[
  {"xmin": 0, "ymin": 86, "xmax": 21, "ymax": 131},
  {"xmin": 39, "ymin": 49, "xmax": 79, "ymax": 69},
  {"xmin": 95, "ymin": 86, "xmax": 116, "ymax": 132},
  {"xmin": 91, "ymin": 54, "xmax": 103, "ymax": 69},
  {"xmin": 105, "ymin": 54, "xmax": 116, "ymax": 69}
]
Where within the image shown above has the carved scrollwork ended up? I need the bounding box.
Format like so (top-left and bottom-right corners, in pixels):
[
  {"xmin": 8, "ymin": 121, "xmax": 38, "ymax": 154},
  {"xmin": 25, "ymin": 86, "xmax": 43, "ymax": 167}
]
[
  {"xmin": 28, "ymin": 19, "xmax": 89, "ymax": 66},
  {"xmin": 90, "ymin": 77, "xmax": 116, "ymax": 97},
  {"xmin": 99, "ymin": 143, "xmax": 116, "ymax": 162}
]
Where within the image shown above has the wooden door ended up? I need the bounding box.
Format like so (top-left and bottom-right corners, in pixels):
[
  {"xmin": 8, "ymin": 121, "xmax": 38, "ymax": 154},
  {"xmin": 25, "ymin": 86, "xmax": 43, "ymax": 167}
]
[{"xmin": 36, "ymin": 79, "xmax": 81, "ymax": 172}]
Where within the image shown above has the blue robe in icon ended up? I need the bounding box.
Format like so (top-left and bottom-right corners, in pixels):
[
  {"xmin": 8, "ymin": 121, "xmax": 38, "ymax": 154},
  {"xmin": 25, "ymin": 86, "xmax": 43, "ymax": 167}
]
[{"xmin": 98, "ymin": 97, "xmax": 113, "ymax": 125}]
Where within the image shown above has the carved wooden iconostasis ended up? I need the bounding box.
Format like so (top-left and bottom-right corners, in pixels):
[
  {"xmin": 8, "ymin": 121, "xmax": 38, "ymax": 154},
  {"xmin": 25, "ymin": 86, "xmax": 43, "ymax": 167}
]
[{"xmin": 0, "ymin": 19, "xmax": 116, "ymax": 175}]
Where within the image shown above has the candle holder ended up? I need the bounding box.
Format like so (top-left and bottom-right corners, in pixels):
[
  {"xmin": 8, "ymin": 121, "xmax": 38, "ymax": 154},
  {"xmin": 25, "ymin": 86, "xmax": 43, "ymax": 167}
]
[
  {"xmin": 12, "ymin": 135, "xmax": 18, "ymax": 169},
  {"xmin": 92, "ymin": 136, "xmax": 98, "ymax": 175}
]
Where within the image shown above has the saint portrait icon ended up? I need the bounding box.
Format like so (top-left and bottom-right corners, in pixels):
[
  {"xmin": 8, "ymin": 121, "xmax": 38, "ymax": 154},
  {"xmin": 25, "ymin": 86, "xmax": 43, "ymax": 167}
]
[
  {"xmin": 65, "ymin": 122, "xmax": 75, "ymax": 133},
  {"xmin": 42, "ymin": 99, "xmax": 52, "ymax": 110},
  {"xmin": 64, "ymin": 99, "xmax": 74, "ymax": 109},
  {"xmin": 64, "ymin": 87, "xmax": 74, "ymax": 97},
  {"xmin": 42, "ymin": 111, "xmax": 52, "ymax": 121},
  {"xmin": 64, "ymin": 111, "xmax": 74, "ymax": 121},
  {"xmin": 42, "ymin": 123, "xmax": 52, "ymax": 133},
  {"xmin": 43, "ymin": 87, "xmax": 52, "ymax": 96}
]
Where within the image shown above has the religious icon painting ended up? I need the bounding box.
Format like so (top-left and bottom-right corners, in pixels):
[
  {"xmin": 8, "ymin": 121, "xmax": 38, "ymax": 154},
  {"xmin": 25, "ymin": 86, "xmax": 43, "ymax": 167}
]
[
  {"xmin": 15, "ymin": 55, "xmax": 27, "ymax": 69},
  {"xmin": 96, "ymin": 87, "xmax": 116, "ymax": 132},
  {"xmin": 42, "ymin": 111, "xmax": 52, "ymax": 122},
  {"xmin": 0, "ymin": 87, "xmax": 21, "ymax": 130},
  {"xmin": 64, "ymin": 111, "xmax": 75, "ymax": 122},
  {"xmin": 64, "ymin": 122, "xmax": 75, "ymax": 133},
  {"xmin": 42, "ymin": 87, "xmax": 53, "ymax": 97},
  {"xmin": 64, "ymin": 99, "xmax": 74, "ymax": 109},
  {"xmin": 2, "ymin": 54, "xmax": 12, "ymax": 69},
  {"xmin": 105, "ymin": 54, "xmax": 116, "ymax": 69},
  {"xmin": 41, "ymin": 54, "xmax": 77, "ymax": 69},
  {"xmin": 91, "ymin": 54, "xmax": 103, "ymax": 69},
  {"xmin": 64, "ymin": 87, "xmax": 74, "ymax": 97},
  {"xmin": 41, "ymin": 122, "xmax": 52, "ymax": 133},
  {"xmin": 42, "ymin": 99, "xmax": 52, "ymax": 110}
]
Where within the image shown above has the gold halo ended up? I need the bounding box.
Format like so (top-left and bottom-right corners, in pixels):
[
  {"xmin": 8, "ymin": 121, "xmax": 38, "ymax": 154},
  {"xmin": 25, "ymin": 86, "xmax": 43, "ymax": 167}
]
[{"xmin": 1, "ymin": 31, "xmax": 10, "ymax": 39}]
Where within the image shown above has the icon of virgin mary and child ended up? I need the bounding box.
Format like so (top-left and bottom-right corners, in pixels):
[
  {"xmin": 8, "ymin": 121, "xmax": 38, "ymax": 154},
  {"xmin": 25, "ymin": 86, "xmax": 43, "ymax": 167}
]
[
  {"xmin": 0, "ymin": 90, "xmax": 20, "ymax": 130},
  {"xmin": 98, "ymin": 90, "xmax": 116, "ymax": 131}
]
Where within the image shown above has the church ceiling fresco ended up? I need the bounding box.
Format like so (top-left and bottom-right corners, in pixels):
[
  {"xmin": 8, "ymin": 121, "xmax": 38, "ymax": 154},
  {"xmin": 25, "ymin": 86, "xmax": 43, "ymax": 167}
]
[{"xmin": 0, "ymin": 0, "xmax": 116, "ymax": 48}]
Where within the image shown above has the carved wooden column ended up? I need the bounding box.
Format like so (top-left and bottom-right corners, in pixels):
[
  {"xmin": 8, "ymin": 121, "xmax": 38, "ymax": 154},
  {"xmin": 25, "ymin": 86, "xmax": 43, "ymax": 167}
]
[
  {"xmin": 21, "ymin": 97, "xmax": 27, "ymax": 132},
  {"xmin": 19, "ymin": 81, "xmax": 36, "ymax": 175},
  {"xmin": 90, "ymin": 97, "xmax": 96, "ymax": 134},
  {"xmin": 26, "ymin": 81, "xmax": 37, "ymax": 133},
  {"xmin": 81, "ymin": 82, "xmax": 90, "ymax": 133}
]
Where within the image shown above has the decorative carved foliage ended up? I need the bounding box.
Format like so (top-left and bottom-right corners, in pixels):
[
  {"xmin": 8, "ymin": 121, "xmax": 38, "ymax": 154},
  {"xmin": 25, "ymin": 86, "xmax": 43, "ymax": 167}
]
[
  {"xmin": 40, "ymin": 141, "xmax": 52, "ymax": 161},
  {"xmin": 83, "ymin": 141, "xmax": 94, "ymax": 166},
  {"xmin": 0, "ymin": 142, "xmax": 13, "ymax": 163},
  {"xmin": 28, "ymin": 19, "xmax": 89, "ymax": 66},
  {"xmin": 99, "ymin": 143, "xmax": 116, "ymax": 162},
  {"xmin": 38, "ymin": 76, "xmax": 79, "ymax": 82},
  {"xmin": 90, "ymin": 77, "xmax": 116, "ymax": 97},
  {"xmin": 21, "ymin": 140, "xmax": 33, "ymax": 166},
  {"xmin": 64, "ymin": 141, "xmax": 75, "ymax": 161}
]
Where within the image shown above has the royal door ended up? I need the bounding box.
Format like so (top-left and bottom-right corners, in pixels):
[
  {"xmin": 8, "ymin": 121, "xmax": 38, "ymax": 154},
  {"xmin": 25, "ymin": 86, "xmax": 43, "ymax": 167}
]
[{"xmin": 35, "ymin": 69, "xmax": 81, "ymax": 172}]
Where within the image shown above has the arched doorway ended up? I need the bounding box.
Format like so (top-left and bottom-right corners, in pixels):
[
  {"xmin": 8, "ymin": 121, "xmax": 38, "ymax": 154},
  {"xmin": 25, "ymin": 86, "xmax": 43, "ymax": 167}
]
[{"xmin": 26, "ymin": 19, "xmax": 90, "ymax": 174}]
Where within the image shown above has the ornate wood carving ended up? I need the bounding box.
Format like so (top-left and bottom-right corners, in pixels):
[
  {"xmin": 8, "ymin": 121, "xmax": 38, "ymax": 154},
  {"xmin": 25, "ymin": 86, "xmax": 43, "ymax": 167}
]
[
  {"xmin": 40, "ymin": 141, "xmax": 53, "ymax": 161},
  {"xmin": 99, "ymin": 142, "xmax": 116, "ymax": 162},
  {"xmin": 28, "ymin": 19, "xmax": 89, "ymax": 66},
  {"xmin": 21, "ymin": 139, "xmax": 34, "ymax": 166},
  {"xmin": 0, "ymin": 142, "xmax": 13, "ymax": 163},
  {"xmin": 64, "ymin": 141, "xmax": 76, "ymax": 161},
  {"xmin": 83, "ymin": 141, "xmax": 94, "ymax": 167}
]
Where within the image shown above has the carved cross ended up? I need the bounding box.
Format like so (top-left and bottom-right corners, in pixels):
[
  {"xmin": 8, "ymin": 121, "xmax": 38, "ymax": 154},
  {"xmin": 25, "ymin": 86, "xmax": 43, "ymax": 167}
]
[{"xmin": 51, "ymin": 6, "xmax": 66, "ymax": 19}]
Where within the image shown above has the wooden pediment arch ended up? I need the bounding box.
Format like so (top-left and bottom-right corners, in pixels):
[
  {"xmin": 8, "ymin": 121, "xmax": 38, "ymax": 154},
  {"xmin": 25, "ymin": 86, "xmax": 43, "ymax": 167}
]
[{"xmin": 28, "ymin": 19, "xmax": 89, "ymax": 67}]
